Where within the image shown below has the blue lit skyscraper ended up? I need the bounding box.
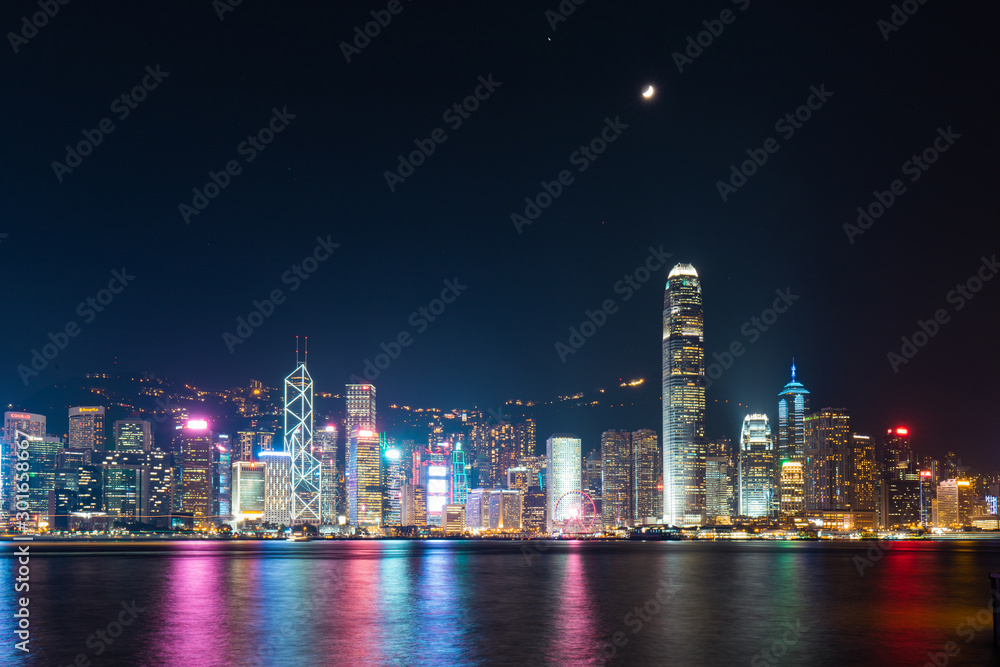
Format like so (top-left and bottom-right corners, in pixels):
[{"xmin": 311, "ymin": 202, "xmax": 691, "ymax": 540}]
[
  {"xmin": 777, "ymin": 361, "xmax": 810, "ymax": 463},
  {"xmin": 662, "ymin": 263, "xmax": 705, "ymax": 527}
]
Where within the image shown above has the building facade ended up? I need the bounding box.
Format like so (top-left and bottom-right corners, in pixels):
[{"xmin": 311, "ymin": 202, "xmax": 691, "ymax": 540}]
[{"xmin": 662, "ymin": 263, "xmax": 705, "ymax": 527}]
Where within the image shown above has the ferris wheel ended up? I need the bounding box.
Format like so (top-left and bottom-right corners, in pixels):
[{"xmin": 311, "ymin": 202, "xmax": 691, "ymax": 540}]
[{"xmin": 553, "ymin": 490, "xmax": 598, "ymax": 534}]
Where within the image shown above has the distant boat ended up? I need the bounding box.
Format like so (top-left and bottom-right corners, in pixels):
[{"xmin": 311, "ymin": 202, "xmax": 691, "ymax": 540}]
[{"xmin": 286, "ymin": 534, "xmax": 310, "ymax": 541}]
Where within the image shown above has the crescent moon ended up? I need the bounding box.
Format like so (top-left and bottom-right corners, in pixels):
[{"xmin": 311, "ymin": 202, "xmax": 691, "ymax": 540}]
[{"xmin": 642, "ymin": 85, "xmax": 654, "ymax": 98}]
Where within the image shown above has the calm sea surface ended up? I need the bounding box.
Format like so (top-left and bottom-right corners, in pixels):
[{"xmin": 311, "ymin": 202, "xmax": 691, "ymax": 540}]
[{"xmin": 3, "ymin": 539, "xmax": 1000, "ymax": 666}]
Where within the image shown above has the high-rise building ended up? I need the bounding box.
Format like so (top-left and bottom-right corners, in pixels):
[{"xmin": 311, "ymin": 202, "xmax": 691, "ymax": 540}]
[
  {"xmin": 100, "ymin": 451, "xmax": 149, "ymax": 521},
  {"xmin": 513, "ymin": 420, "xmax": 537, "ymax": 460},
  {"xmin": 215, "ymin": 438, "xmax": 232, "ymax": 520},
  {"xmin": 465, "ymin": 488, "xmax": 489, "ymax": 531},
  {"xmin": 179, "ymin": 419, "xmax": 213, "ymax": 526},
  {"xmin": 804, "ymin": 409, "xmax": 851, "ymax": 511},
  {"xmin": 777, "ymin": 362, "xmax": 810, "ymax": 463},
  {"xmin": 286, "ymin": 358, "xmax": 320, "ymax": 526},
  {"xmin": 705, "ymin": 456, "xmax": 732, "ymax": 523},
  {"xmin": 451, "ymin": 442, "xmax": 469, "ymax": 505},
  {"xmin": 847, "ymin": 434, "xmax": 877, "ymax": 514},
  {"xmin": 582, "ymin": 450, "xmax": 602, "ymax": 514},
  {"xmin": 739, "ymin": 414, "xmax": 774, "ymax": 518},
  {"xmin": 633, "ymin": 429, "xmax": 659, "ymax": 523},
  {"xmin": 523, "ymin": 486, "xmax": 547, "ymax": 534},
  {"xmin": 114, "ymin": 419, "xmax": 151, "ymax": 452},
  {"xmin": 314, "ymin": 424, "xmax": 338, "ymax": 456},
  {"xmin": 232, "ymin": 461, "xmax": 266, "ymax": 522},
  {"xmin": 402, "ymin": 482, "xmax": 426, "ymax": 526},
  {"xmin": 26, "ymin": 436, "xmax": 62, "ymax": 521},
  {"xmin": 236, "ymin": 431, "xmax": 275, "ymax": 462},
  {"xmin": 3, "ymin": 412, "xmax": 47, "ymax": 522},
  {"xmin": 706, "ymin": 438, "xmax": 735, "ymax": 517},
  {"xmin": 382, "ymin": 446, "xmax": 404, "ymax": 527},
  {"xmin": 345, "ymin": 384, "xmax": 377, "ymax": 441},
  {"xmin": 348, "ymin": 428, "xmax": 382, "ymax": 530},
  {"xmin": 146, "ymin": 450, "xmax": 174, "ymax": 525},
  {"xmin": 662, "ymin": 263, "xmax": 705, "ymax": 527},
  {"xmin": 68, "ymin": 407, "xmax": 106, "ymax": 451},
  {"xmin": 601, "ymin": 430, "xmax": 632, "ymax": 528},
  {"xmin": 546, "ymin": 434, "xmax": 581, "ymax": 532},
  {"xmin": 779, "ymin": 461, "xmax": 804, "ymax": 516},
  {"xmin": 262, "ymin": 451, "xmax": 291, "ymax": 526},
  {"xmin": 936, "ymin": 479, "xmax": 960, "ymax": 528},
  {"xmin": 444, "ymin": 504, "xmax": 466, "ymax": 533}
]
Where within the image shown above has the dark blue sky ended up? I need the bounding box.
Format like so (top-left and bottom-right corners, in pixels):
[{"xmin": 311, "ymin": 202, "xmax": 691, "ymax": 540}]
[{"xmin": 3, "ymin": 1, "xmax": 998, "ymax": 464}]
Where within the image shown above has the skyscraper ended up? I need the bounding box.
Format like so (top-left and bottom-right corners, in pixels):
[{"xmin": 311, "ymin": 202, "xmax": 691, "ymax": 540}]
[
  {"xmin": 3, "ymin": 412, "xmax": 46, "ymax": 522},
  {"xmin": 179, "ymin": 419, "xmax": 213, "ymax": 527},
  {"xmin": 662, "ymin": 263, "xmax": 705, "ymax": 527},
  {"xmin": 601, "ymin": 430, "xmax": 632, "ymax": 528},
  {"xmin": 68, "ymin": 407, "xmax": 106, "ymax": 450},
  {"xmin": 232, "ymin": 460, "xmax": 266, "ymax": 522},
  {"xmin": 114, "ymin": 419, "xmax": 151, "ymax": 452},
  {"xmin": 739, "ymin": 414, "xmax": 774, "ymax": 518},
  {"xmin": 546, "ymin": 434, "xmax": 581, "ymax": 532},
  {"xmin": 345, "ymin": 384, "xmax": 377, "ymax": 441},
  {"xmin": 382, "ymin": 446, "xmax": 404, "ymax": 527},
  {"xmin": 777, "ymin": 362, "xmax": 810, "ymax": 462},
  {"xmin": 632, "ymin": 429, "xmax": 659, "ymax": 524},
  {"xmin": 803, "ymin": 408, "xmax": 851, "ymax": 511},
  {"xmin": 348, "ymin": 428, "xmax": 381, "ymax": 530},
  {"xmin": 705, "ymin": 457, "xmax": 732, "ymax": 523},
  {"xmin": 286, "ymin": 357, "xmax": 321, "ymax": 526},
  {"xmin": 262, "ymin": 451, "xmax": 291, "ymax": 526}
]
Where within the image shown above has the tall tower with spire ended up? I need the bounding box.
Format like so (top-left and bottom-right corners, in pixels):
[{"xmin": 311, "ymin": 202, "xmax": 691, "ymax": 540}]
[
  {"xmin": 777, "ymin": 359, "xmax": 810, "ymax": 463},
  {"xmin": 662, "ymin": 263, "xmax": 706, "ymax": 527},
  {"xmin": 287, "ymin": 337, "xmax": 322, "ymax": 525}
]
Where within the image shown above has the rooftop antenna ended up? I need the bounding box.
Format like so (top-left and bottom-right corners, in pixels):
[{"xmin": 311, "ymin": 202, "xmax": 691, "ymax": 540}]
[
  {"xmin": 304, "ymin": 336, "xmax": 308, "ymax": 367},
  {"xmin": 295, "ymin": 335, "xmax": 300, "ymax": 365},
  {"xmin": 791, "ymin": 358, "xmax": 796, "ymax": 382}
]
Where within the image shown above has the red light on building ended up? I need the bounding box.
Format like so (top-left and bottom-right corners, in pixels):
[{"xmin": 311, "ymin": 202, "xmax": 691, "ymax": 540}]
[
  {"xmin": 895, "ymin": 427, "xmax": 908, "ymax": 436},
  {"xmin": 920, "ymin": 471, "xmax": 932, "ymax": 478}
]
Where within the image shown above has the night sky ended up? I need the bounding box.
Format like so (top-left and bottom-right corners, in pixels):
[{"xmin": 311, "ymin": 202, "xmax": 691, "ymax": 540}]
[{"xmin": 3, "ymin": 1, "xmax": 998, "ymax": 464}]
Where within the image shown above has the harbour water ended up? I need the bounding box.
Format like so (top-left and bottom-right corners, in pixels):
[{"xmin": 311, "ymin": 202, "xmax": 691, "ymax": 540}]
[{"xmin": 4, "ymin": 539, "xmax": 1000, "ymax": 666}]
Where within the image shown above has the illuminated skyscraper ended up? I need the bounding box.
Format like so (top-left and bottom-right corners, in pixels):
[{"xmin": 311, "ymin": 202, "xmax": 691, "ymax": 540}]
[
  {"xmin": 236, "ymin": 431, "xmax": 274, "ymax": 461},
  {"xmin": 215, "ymin": 437, "xmax": 232, "ymax": 520},
  {"xmin": 632, "ymin": 429, "xmax": 659, "ymax": 523},
  {"xmin": 315, "ymin": 424, "xmax": 339, "ymax": 524},
  {"xmin": 705, "ymin": 456, "xmax": 732, "ymax": 523},
  {"xmin": 3, "ymin": 412, "xmax": 46, "ymax": 522},
  {"xmin": 779, "ymin": 461, "xmax": 804, "ymax": 516},
  {"xmin": 777, "ymin": 362, "xmax": 810, "ymax": 462},
  {"xmin": 26, "ymin": 436, "xmax": 62, "ymax": 521},
  {"xmin": 739, "ymin": 414, "xmax": 774, "ymax": 518},
  {"xmin": 601, "ymin": 430, "xmax": 632, "ymax": 528},
  {"xmin": 451, "ymin": 442, "xmax": 468, "ymax": 505},
  {"xmin": 804, "ymin": 408, "xmax": 851, "ymax": 511},
  {"xmin": 179, "ymin": 420, "xmax": 213, "ymax": 526},
  {"xmin": 662, "ymin": 263, "xmax": 705, "ymax": 527},
  {"xmin": 346, "ymin": 384, "xmax": 377, "ymax": 441},
  {"xmin": 286, "ymin": 355, "xmax": 321, "ymax": 526},
  {"xmin": 68, "ymin": 407, "xmax": 106, "ymax": 451},
  {"xmin": 232, "ymin": 461, "xmax": 266, "ymax": 522},
  {"xmin": 382, "ymin": 446, "xmax": 404, "ymax": 527},
  {"xmin": 262, "ymin": 451, "xmax": 291, "ymax": 526},
  {"xmin": 546, "ymin": 434, "xmax": 581, "ymax": 532},
  {"xmin": 513, "ymin": 420, "xmax": 537, "ymax": 460},
  {"xmin": 348, "ymin": 428, "xmax": 382, "ymax": 529},
  {"xmin": 114, "ymin": 419, "xmax": 151, "ymax": 452}
]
